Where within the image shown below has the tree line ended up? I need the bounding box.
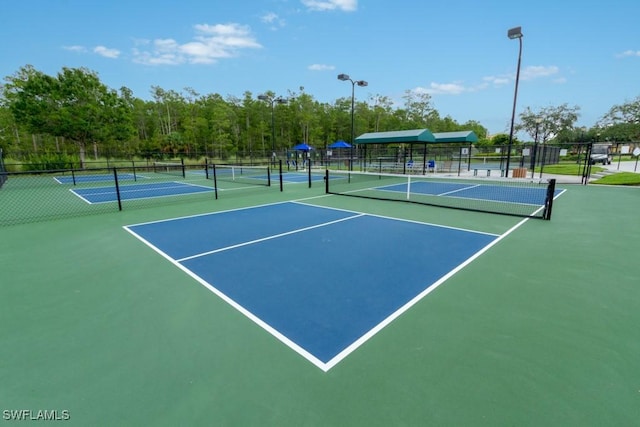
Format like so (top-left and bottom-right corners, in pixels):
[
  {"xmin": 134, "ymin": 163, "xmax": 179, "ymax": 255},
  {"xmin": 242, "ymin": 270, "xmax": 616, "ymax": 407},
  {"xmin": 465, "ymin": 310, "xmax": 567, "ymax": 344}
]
[{"xmin": 1, "ymin": 65, "xmax": 639, "ymax": 167}]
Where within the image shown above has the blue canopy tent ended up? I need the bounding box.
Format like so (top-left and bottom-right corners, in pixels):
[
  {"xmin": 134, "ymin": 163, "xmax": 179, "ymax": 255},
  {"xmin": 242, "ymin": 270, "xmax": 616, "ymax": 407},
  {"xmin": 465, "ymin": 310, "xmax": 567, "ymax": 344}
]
[
  {"xmin": 289, "ymin": 143, "xmax": 313, "ymax": 169},
  {"xmin": 327, "ymin": 140, "xmax": 352, "ymax": 169},
  {"xmin": 329, "ymin": 140, "xmax": 352, "ymax": 149},
  {"xmin": 293, "ymin": 143, "xmax": 313, "ymax": 151}
]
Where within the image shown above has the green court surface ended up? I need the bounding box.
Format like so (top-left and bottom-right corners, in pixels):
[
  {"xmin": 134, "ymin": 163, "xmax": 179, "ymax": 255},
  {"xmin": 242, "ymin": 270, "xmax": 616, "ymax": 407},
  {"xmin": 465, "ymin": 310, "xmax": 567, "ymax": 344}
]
[{"xmin": 1, "ymin": 181, "xmax": 639, "ymax": 426}]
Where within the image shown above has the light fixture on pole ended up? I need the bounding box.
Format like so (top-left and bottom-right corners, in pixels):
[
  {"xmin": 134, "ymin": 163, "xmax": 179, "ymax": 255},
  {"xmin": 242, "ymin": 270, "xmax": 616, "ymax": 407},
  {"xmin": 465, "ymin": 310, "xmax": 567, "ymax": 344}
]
[
  {"xmin": 258, "ymin": 94, "xmax": 287, "ymax": 163},
  {"xmin": 338, "ymin": 73, "xmax": 368, "ymax": 171},
  {"xmin": 505, "ymin": 26, "xmax": 523, "ymax": 178}
]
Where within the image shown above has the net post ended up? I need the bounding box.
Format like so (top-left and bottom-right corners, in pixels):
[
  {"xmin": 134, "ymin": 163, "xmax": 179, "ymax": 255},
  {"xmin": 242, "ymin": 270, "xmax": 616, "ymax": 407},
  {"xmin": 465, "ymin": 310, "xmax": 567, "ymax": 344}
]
[
  {"xmin": 71, "ymin": 168, "xmax": 76, "ymax": 186},
  {"xmin": 132, "ymin": 160, "xmax": 137, "ymax": 181},
  {"xmin": 581, "ymin": 143, "xmax": 592, "ymax": 185},
  {"xmin": 308, "ymin": 159, "xmax": 312, "ymax": 188},
  {"xmin": 0, "ymin": 148, "xmax": 6, "ymax": 188},
  {"xmin": 325, "ymin": 168, "xmax": 329, "ymax": 193},
  {"xmin": 543, "ymin": 178, "xmax": 556, "ymax": 220},
  {"xmin": 180, "ymin": 158, "xmax": 186, "ymax": 178},
  {"xmin": 113, "ymin": 167, "xmax": 122, "ymax": 211},
  {"xmin": 212, "ymin": 164, "xmax": 218, "ymax": 200},
  {"xmin": 204, "ymin": 158, "xmax": 210, "ymax": 180},
  {"xmin": 279, "ymin": 160, "xmax": 283, "ymax": 192},
  {"xmin": 267, "ymin": 166, "xmax": 271, "ymax": 187}
]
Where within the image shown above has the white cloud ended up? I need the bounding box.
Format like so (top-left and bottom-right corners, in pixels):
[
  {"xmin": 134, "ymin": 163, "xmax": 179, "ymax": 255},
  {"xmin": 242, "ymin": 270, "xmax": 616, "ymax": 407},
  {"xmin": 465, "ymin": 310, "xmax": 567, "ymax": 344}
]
[
  {"xmin": 483, "ymin": 75, "xmax": 510, "ymax": 86},
  {"xmin": 133, "ymin": 23, "xmax": 262, "ymax": 66},
  {"xmin": 616, "ymin": 49, "xmax": 640, "ymax": 58},
  {"xmin": 301, "ymin": 0, "xmax": 357, "ymax": 12},
  {"xmin": 414, "ymin": 81, "xmax": 489, "ymax": 96},
  {"xmin": 261, "ymin": 12, "xmax": 285, "ymax": 29},
  {"xmin": 482, "ymin": 65, "xmax": 561, "ymax": 86},
  {"xmin": 424, "ymin": 82, "xmax": 467, "ymax": 95},
  {"xmin": 261, "ymin": 12, "xmax": 278, "ymax": 23},
  {"xmin": 63, "ymin": 45, "xmax": 87, "ymax": 53},
  {"xmin": 93, "ymin": 46, "xmax": 120, "ymax": 59},
  {"xmin": 520, "ymin": 65, "xmax": 559, "ymax": 81},
  {"xmin": 308, "ymin": 64, "xmax": 335, "ymax": 71}
]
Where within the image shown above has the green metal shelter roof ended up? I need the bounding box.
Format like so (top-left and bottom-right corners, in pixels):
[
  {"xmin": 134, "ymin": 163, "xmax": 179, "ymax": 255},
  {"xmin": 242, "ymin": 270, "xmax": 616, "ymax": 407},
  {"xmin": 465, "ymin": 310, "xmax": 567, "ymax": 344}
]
[
  {"xmin": 354, "ymin": 129, "xmax": 436, "ymax": 144},
  {"xmin": 354, "ymin": 129, "xmax": 478, "ymax": 144},
  {"xmin": 433, "ymin": 131, "xmax": 478, "ymax": 143}
]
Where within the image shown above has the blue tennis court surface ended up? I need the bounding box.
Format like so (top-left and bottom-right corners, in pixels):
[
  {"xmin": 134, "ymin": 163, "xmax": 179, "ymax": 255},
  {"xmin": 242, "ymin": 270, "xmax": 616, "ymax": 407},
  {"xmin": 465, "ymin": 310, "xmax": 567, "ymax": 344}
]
[
  {"xmin": 55, "ymin": 173, "xmax": 143, "ymax": 184},
  {"xmin": 282, "ymin": 172, "xmax": 326, "ymax": 183},
  {"xmin": 379, "ymin": 181, "xmax": 561, "ymax": 205},
  {"xmin": 124, "ymin": 202, "xmax": 499, "ymax": 371},
  {"xmin": 72, "ymin": 181, "xmax": 213, "ymax": 203}
]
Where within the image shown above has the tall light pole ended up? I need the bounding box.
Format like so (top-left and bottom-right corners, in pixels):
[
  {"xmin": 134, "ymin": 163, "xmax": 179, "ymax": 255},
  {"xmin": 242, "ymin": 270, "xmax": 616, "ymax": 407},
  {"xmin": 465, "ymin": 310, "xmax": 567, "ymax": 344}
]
[
  {"xmin": 258, "ymin": 94, "xmax": 287, "ymax": 164},
  {"xmin": 338, "ymin": 73, "xmax": 368, "ymax": 171},
  {"xmin": 505, "ymin": 26, "xmax": 523, "ymax": 178}
]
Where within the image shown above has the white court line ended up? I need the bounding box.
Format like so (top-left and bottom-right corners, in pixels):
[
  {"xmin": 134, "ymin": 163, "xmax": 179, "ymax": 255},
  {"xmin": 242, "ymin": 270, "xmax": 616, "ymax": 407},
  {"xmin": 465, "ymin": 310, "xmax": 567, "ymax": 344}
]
[
  {"xmin": 292, "ymin": 200, "xmax": 500, "ymax": 237},
  {"xmin": 123, "ymin": 223, "xmax": 335, "ymax": 371},
  {"xmin": 125, "ymin": 200, "xmax": 293, "ymax": 228},
  {"xmin": 322, "ymin": 214, "xmax": 534, "ymax": 371},
  {"xmin": 176, "ymin": 213, "xmax": 365, "ymax": 262},
  {"xmin": 437, "ymin": 183, "xmax": 481, "ymax": 196},
  {"xmin": 123, "ymin": 193, "xmax": 566, "ymax": 372}
]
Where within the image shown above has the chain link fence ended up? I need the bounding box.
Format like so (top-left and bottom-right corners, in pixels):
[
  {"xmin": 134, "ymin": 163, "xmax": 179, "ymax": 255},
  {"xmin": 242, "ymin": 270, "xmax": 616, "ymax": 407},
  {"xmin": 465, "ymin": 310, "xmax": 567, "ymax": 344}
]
[{"xmin": 0, "ymin": 161, "xmax": 279, "ymax": 227}]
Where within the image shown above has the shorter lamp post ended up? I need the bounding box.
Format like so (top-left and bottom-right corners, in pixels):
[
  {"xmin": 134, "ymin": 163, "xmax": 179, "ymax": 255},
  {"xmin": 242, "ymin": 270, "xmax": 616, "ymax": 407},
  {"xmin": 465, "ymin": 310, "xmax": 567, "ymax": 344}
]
[
  {"xmin": 338, "ymin": 73, "xmax": 368, "ymax": 171},
  {"xmin": 258, "ymin": 94, "xmax": 287, "ymax": 164}
]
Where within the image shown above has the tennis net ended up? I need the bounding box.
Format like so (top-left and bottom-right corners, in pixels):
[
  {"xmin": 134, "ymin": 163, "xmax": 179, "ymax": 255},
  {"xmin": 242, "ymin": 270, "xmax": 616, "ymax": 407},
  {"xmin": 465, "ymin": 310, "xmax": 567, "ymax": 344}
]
[
  {"xmin": 153, "ymin": 160, "xmax": 185, "ymax": 177},
  {"xmin": 208, "ymin": 164, "xmax": 271, "ymax": 187},
  {"xmin": 325, "ymin": 169, "xmax": 558, "ymax": 220}
]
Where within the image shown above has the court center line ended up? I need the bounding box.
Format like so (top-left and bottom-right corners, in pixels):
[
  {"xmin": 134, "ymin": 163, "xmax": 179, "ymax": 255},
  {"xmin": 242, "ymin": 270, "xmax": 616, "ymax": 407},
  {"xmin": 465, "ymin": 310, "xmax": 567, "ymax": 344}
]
[
  {"xmin": 175, "ymin": 213, "xmax": 366, "ymax": 263},
  {"xmin": 437, "ymin": 184, "xmax": 481, "ymax": 196},
  {"xmin": 322, "ymin": 213, "xmax": 534, "ymax": 371}
]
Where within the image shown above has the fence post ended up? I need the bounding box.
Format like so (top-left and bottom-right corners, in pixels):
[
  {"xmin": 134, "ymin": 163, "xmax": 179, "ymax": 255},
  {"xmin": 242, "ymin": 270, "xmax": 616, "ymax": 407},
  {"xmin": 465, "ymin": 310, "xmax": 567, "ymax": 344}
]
[{"xmin": 113, "ymin": 167, "xmax": 122, "ymax": 211}]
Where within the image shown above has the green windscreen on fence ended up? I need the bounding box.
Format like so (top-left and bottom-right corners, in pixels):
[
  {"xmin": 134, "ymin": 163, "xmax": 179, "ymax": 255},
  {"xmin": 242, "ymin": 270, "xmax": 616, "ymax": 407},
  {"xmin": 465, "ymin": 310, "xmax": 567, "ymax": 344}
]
[{"xmin": 325, "ymin": 169, "xmax": 558, "ymax": 220}]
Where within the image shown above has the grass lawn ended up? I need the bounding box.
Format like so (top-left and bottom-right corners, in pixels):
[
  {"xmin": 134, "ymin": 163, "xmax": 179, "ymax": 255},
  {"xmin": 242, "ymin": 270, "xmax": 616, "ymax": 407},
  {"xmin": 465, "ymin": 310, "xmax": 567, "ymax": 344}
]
[
  {"xmin": 591, "ymin": 172, "xmax": 640, "ymax": 185},
  {"xmin": 540, "ymin": 163, "xmax": 604, "ymax": 176}
]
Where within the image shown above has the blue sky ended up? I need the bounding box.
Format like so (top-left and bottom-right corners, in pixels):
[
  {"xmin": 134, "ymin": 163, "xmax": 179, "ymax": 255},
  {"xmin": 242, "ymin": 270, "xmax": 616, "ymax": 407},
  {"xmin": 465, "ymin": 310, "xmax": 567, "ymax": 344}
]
[{"xmin": 2, "ymin": 0, "xmax": 639, "ymax": 136}]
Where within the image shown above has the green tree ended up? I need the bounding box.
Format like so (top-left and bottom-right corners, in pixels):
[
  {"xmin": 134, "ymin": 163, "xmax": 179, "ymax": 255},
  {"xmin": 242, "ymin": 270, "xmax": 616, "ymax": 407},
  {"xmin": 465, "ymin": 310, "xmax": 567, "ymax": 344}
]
[
  {"xmin": 597, "ymin": 96, "xmax": 640, "ymax": 142},
  {"xmin": 3, "ymin": 65, "xmax": 128, "ymax": 166},
  {"xmin": 402, "ymin": 90, "xmax": 436, "ymax": 128},
  {"xmin": 516, "ymin": 104, "xmax": 580, "ymax": 144}
]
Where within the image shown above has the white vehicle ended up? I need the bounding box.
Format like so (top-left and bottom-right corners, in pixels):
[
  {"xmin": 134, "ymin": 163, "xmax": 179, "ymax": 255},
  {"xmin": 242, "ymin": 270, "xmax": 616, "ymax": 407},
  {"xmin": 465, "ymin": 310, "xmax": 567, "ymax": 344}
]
[{"xmin": 590, "ymin": 143, "xmax": 612, "ymax": 165}]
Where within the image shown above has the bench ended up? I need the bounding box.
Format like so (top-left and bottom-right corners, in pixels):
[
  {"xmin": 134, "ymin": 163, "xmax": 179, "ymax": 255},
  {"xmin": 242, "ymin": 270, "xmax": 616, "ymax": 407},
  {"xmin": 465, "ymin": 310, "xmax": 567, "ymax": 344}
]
[{"xmin": 472, "ymin": 165, "xmax": 505, "ymax": 177}]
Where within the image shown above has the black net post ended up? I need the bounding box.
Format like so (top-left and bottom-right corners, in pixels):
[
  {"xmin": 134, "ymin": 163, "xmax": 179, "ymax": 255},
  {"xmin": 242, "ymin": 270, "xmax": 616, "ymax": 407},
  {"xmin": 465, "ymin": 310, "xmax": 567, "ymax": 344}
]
[
  {"xmin": 212, "ymin": 164, "xmax": 218, "ymax": 200},
  {"xmin": 325, "ymin": 169, "xmax": 329, "ymax": 193},
  {"xmin": 180, "ymin": 158, "xmax": 186, "ymax": 178},
  {"xmin": 543, "ymin": 178, "xmax": 556, "ymax": 220},
  {"xmin": 279, "ymin": 160, "xmax": 283, "ymax": 192},
  {"xmin": 581, "ymin": 143, "xmax": 592, "ymax": 185},
  {"xmin": 308, "ymin": 160, "xmax": 312, "ymax": 188},
  {"xmin": 113, "ymin": 167, "xmax": 122, "ymax": 211},
  {"xmin": 267, "ymin": 166, "xmax": 271, "ymax": 187}
]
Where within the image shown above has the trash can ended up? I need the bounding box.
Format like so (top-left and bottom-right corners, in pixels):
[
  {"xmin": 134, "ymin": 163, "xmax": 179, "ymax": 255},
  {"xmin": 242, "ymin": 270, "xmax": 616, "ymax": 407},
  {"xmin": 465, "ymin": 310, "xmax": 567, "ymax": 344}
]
[{"xmin": 513, "ymin": 167, "xmax": 527, "ymax": 178}]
